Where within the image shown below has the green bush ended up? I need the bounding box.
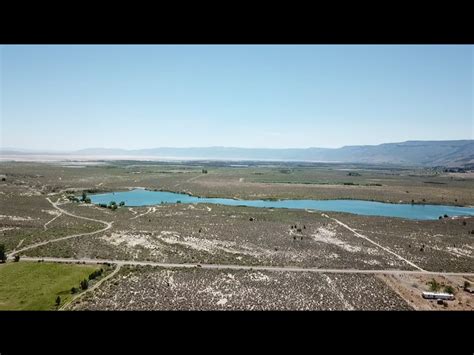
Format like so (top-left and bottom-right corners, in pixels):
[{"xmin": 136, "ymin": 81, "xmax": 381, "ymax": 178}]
[
  {"xmin": 0, "ymin": 244, "xmax": 6, "ymax": 263},
  {"xmin": 80, "ymin": 279, "xmax": 89, "ymax": 290},
  {"xmin": 427, "ymin": 279, "xmax": 441, "ymax": 292},
  {"xmin": 88, "ymin": 269, "xmax": 104, "ymax": 280},
  {"xmin": 444, "ymin": 285, "xmax": 454, "ymax": 294}
]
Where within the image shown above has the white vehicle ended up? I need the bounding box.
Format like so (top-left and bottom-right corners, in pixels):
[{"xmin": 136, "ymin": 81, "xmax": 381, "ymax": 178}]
[{"xmin": 422, "ymin": 292, "xmax": 454, "ymax": 300}]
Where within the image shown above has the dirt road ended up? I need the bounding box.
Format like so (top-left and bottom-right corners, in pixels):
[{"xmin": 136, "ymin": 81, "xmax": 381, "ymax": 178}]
[
  {"xmin": 17, "ymin": 256, "xmax": 474, "ymax": 277},
  {"xmin": 321, "ymin": 213, "xmax": 425, "ymax": 271},
  {"xmin": 7, "ymin": 197, "xmax": 113, "ymax": 258}
]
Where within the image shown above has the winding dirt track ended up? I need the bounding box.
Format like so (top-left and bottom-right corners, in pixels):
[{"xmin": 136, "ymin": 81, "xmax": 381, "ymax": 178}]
[{"xmin": 7, "ymin": 198, "xmax": 113, "ymax": 258}]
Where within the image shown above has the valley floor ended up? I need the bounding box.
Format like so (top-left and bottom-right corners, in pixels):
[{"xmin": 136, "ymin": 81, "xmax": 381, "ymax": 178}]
[{"xmin": 1, "ymin": 161, "xmax": 473, "ymax": 310}]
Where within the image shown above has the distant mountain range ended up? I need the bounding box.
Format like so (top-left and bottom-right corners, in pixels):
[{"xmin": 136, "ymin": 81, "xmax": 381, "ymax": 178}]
[{"xmin": 2, "ymin": 140, "xmax": 474, "ymax": 167}]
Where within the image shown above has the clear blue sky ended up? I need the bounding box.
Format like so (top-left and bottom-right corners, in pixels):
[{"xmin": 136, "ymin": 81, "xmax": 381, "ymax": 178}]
[{"xmin": 1, "ymin": 45, "xmax": 472, "ymax": 150}]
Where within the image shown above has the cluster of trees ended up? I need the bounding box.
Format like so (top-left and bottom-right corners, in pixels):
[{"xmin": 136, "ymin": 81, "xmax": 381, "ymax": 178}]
[
  {"xmin": 427, "ymin": 278, "xmax": 455, "ymax": 294},
  {"xmin": 70, "ymin": 269, "xmax": 105, "ymax": 296},
  {"xmin": 98, "ymin": 201, "xmax": 125, "ymax": 210},
  {"xmin": 66, "ymin": 191, "xmax": 92, "ymax": 203},
  {"xmin": 67, "ymin": 195, "xmax": 80, "ymax": 202},
  {"xmin": 88, "ymin": 268, "xmax": 104, "ymax": 280},
  {"xmin": 81, "ymin": 192, "xmax": 91, "ymax": 204}
]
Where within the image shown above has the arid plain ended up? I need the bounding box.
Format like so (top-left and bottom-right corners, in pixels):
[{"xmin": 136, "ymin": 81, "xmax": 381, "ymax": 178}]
[{"xmin": 1, "ymin": 161, "xmax": 473, "ymax": 310}]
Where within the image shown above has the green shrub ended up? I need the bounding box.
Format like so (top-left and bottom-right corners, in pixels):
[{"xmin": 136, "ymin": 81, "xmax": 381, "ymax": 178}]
[
  {"xmin": 0, "ymin": 244, "xmax": 6, "ymax": 263},
  {"xmin": 88, "ymin": 269, "xmax": 104, "ymax": 280},
  {"xmin": 427, "ymin": 279, "xmax": 441, "ymax": 292},
  {"xmin": 444, "ymin": 285, "xmax": 454, "ymax": 294},
  {"xmin": 80, "ymin": 279, "xmax": 89, "ymax": 290}
]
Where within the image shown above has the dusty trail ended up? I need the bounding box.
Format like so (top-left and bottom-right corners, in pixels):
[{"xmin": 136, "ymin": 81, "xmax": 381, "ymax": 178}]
[
  {"xmin": 43, "ymin": 212, "xmax": 62, "ymax": 230},
  {"xmin": 321, "ymin": 213, "xmax": 425, "ymax": 271},
  {"xmin": 174, "ymin": 173, "xmax": 206, "ymax": 187},
  {"xmin": 7, "ymin": 198, "xmax": 113, "ymax": 258},
  {"xmin": 131, "ymin": 207, "xmax": 154, "ymax": 220}
]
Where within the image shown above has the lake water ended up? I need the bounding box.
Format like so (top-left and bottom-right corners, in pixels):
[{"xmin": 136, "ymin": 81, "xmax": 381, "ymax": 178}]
[{"xmin": 89, "ymin": 189, "xmax": 474, "ymax": 220}]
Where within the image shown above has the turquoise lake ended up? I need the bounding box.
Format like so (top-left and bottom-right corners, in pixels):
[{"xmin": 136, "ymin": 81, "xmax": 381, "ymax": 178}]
[{"xmin": 89, "ymin": 189, "xmax": 474, "ymax": 220}]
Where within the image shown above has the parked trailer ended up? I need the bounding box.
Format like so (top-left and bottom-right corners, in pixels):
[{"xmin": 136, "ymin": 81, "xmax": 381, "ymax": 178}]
[{"xmin": 422, "ymin": 292, "xmax": 454, "ymax": 300}]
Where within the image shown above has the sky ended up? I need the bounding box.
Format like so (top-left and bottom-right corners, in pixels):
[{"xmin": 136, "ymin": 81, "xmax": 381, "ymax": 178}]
[{"xmin": 1, "ymin": 45, "xmax": 472, "ymax": 151}]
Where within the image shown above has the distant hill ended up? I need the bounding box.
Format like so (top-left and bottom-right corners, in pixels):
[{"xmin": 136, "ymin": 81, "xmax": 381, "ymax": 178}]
[{"xmin": 2, "ymin": 140, "xmax": 473, "ymax": 167}]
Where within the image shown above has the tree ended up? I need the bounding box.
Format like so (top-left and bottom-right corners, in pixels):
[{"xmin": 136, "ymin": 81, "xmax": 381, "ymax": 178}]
[
  {"xmin": 0, "ymin": 244, "xmax": 6, "ymax": 263},
  {"xmin": 80, "ymin": 279, "xmax": 89, "ymax": 290},
  {"xmin": 14, "ymin": 255, "xmax": 20, "ymax": 262},
  {"xmin": 71, "ymin": 287, "xmax": 78, "ymax": 294},
  {"xmin": 464, "ymin": 281, "xmax": 471, "ymax": 290},
  {"xmin": 84, "ymin": 197, "xmax": 91, "ymax": 204},
  {"xmin": 55, "ymin": 296, "xmax": 61, "ymax": 307},
  {"xmin": 427, "ymin": 279, "xmax": 441, "ymax": 292},
  {"xmin": 81, "ymin": 191, "xmax": 87, "ymax": 202},
  {"xmin": 119, "ymin": 201, "xmax": 125, "ymax": 206}
]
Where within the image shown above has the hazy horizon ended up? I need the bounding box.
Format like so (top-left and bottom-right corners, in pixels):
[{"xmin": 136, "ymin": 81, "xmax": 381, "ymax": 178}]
[
  {"xmin": 1, "ymin": 45, "xmax": 473, "ymax": 150},
  {"xmin": 1, "ymin": 138, "xmax": 473, "ymax": 153}
]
